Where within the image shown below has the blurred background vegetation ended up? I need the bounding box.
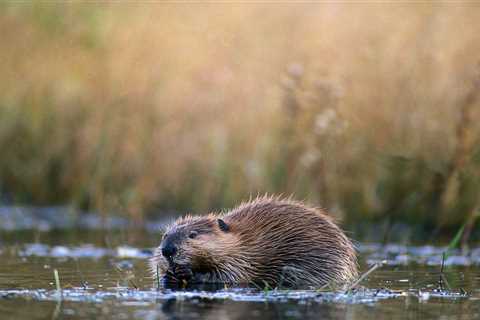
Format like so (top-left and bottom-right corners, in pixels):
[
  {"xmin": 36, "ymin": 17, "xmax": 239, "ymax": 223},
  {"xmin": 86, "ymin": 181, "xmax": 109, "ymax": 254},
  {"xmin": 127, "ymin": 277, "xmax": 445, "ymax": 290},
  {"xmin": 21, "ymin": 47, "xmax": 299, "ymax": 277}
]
[{"xmin": 0, "ymin": 3, "xmax": 479, "ymax": 235}]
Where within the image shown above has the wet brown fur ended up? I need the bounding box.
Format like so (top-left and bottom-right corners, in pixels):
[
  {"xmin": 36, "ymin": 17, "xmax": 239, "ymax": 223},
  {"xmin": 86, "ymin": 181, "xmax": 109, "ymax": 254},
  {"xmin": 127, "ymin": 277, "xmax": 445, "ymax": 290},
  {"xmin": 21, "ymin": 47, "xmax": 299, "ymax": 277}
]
[{"xmin": 149, "ymin": 196, "xmax": 358, "ymax": 287}]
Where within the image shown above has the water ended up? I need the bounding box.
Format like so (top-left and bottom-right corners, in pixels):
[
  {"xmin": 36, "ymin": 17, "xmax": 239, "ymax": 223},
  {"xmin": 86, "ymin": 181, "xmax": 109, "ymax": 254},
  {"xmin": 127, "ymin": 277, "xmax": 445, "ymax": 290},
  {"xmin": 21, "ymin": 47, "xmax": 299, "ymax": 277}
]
[{"xmin": 0, "ymin": 212, "xmax": 479, "ymax": 319}]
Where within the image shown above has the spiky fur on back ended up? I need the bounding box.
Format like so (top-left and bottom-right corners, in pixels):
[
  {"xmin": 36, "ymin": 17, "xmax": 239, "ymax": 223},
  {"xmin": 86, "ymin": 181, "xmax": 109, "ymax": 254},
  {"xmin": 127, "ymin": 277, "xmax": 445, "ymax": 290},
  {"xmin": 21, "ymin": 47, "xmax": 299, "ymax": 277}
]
[{"xmin": 149, "ymin": 196, "xmax": 358, "ymax": 287}]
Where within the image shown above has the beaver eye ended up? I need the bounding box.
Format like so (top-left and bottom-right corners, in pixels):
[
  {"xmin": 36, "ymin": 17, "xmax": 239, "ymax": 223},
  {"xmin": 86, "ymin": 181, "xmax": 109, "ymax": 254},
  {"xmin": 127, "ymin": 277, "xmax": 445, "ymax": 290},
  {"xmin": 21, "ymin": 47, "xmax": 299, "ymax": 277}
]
[{"xmin": 188, "ymin": 231, "xmax": 198, "ymax": 239}]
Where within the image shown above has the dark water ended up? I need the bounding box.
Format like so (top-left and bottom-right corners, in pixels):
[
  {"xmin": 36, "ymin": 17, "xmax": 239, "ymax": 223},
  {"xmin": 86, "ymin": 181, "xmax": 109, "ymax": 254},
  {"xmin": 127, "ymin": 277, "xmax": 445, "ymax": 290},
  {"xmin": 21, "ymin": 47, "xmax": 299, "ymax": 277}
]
[{"xmin": 0, "ymin": 220, "xmax": 479, "ymax": 319}]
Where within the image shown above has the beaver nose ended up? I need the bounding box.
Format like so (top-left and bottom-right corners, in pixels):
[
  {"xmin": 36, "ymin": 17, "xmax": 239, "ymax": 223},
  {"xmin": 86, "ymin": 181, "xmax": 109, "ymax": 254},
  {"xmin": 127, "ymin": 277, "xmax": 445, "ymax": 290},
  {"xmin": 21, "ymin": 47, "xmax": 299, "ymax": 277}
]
[{"xmin": 161, "ymin": 243, "xmax": 177, "ymax": 258}]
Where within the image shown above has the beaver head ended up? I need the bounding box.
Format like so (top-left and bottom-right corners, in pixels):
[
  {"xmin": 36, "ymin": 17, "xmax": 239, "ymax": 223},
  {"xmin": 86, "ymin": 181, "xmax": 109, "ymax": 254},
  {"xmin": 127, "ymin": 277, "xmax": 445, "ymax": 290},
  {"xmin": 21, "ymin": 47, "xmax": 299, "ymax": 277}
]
[{"xmin": 153, "ymin": 214, "xmax": 235, "ymax": 282}]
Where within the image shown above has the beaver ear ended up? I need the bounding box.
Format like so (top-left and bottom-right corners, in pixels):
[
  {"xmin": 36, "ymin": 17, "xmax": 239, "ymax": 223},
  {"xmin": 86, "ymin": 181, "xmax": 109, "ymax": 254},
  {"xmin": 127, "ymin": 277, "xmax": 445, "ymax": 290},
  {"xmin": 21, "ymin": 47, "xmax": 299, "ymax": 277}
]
[{"xmin": 217, "ymin": 219, "xmax": 229, "ymax": 232}]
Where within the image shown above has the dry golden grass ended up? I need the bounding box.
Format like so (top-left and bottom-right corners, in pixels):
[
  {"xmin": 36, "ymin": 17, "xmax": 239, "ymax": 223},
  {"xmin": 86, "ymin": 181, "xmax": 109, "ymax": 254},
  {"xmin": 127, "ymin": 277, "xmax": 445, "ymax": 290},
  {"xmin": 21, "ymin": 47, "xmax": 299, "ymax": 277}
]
[{"xmin": 0, "ymin": 3, "xmax": 479, "ymax": 229}]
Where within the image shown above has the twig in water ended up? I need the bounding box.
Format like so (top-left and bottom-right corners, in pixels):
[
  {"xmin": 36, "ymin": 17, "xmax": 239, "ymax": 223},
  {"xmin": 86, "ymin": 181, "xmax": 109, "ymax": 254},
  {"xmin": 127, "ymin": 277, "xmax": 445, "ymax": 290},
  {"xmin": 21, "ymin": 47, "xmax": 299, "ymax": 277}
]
[
  {"xmin": 345, "ymin": 261, "xmax": 384, "ymax": 293},
  {"xmin": 438, "ymin": 252, "xmax": 452, "ymax": 291},
  {"xmin": 74, "ymin": 258, "xmax": 87, "ymax": 289},
  {"xmin": 440, "ymin": 273, "xmax": 452, "ymax": 292},
  {"xmin": 439, "ymin": 222, "xmax": 467, "ymax": 291},
  {"xmin": 51, "ymin": 299, "xmax": 62, "ymax": 320},
  {"xmin": 438, "ymin": 252, "xmax": 445, "ymax": 291},
  {"xmin": 156, "ymin": 265, "xmax": 161, "ymax": 290},
  {"xmin": 54, "ymin": 269, "xmax": 62, "ymax": 295}
]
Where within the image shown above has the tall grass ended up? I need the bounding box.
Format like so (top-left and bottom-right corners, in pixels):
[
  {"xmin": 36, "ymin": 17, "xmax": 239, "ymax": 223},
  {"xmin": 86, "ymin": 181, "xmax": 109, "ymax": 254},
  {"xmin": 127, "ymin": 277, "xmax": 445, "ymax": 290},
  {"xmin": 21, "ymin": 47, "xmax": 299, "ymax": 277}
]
[{"xmin": 0, "ymin": 3, "xmax": 479, "ymax": 231}]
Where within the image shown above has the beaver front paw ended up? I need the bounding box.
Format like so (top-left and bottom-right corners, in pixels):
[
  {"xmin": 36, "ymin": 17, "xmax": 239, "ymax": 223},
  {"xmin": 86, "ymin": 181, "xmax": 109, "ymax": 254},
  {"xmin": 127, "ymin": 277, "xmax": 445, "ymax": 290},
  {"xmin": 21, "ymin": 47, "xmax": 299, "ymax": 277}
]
[
  {"xmin": 173, "ymin": 264, "xmax": 193, "ymax": 282},
  {"xmin": 159, "ymin": 269, "xmax": 175, "ymax": 285},
  {"xmin": 161, "ymin": 265, "xmax": 193, "ymax": 285}
]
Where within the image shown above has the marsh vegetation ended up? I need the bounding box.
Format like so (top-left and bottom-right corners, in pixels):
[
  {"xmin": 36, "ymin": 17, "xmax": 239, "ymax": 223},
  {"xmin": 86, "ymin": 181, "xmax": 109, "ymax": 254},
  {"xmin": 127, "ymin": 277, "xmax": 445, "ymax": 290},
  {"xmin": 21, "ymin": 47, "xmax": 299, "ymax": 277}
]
[{"xmin": 1, "ymin": 3, "xmax": 479, "ymax": 236}]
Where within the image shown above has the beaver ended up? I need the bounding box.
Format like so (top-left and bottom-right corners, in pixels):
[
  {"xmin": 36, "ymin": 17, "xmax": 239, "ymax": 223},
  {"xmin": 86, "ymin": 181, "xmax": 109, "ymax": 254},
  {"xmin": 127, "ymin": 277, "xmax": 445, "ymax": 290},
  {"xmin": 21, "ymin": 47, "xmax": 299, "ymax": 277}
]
[{"xmin": 149, "ymin": 196, "xmax": 358, "ymax": 288}]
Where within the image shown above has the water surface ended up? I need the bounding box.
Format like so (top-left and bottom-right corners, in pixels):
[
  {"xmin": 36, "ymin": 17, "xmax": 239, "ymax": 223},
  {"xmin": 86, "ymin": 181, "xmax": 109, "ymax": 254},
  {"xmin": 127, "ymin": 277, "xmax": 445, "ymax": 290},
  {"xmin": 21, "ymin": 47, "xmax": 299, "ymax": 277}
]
[{"xmin": 0, "ymin": 217, "xmax": 479, "ymax": 319}]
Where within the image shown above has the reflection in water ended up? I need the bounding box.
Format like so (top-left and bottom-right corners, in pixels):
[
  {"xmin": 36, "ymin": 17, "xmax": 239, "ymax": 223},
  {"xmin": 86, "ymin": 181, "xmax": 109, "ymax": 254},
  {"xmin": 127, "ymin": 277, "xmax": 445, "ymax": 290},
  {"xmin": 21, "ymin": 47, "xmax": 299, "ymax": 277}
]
[{"xmin": 156, "ymin": 298, "xmax": 346, "ymax": 320}]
